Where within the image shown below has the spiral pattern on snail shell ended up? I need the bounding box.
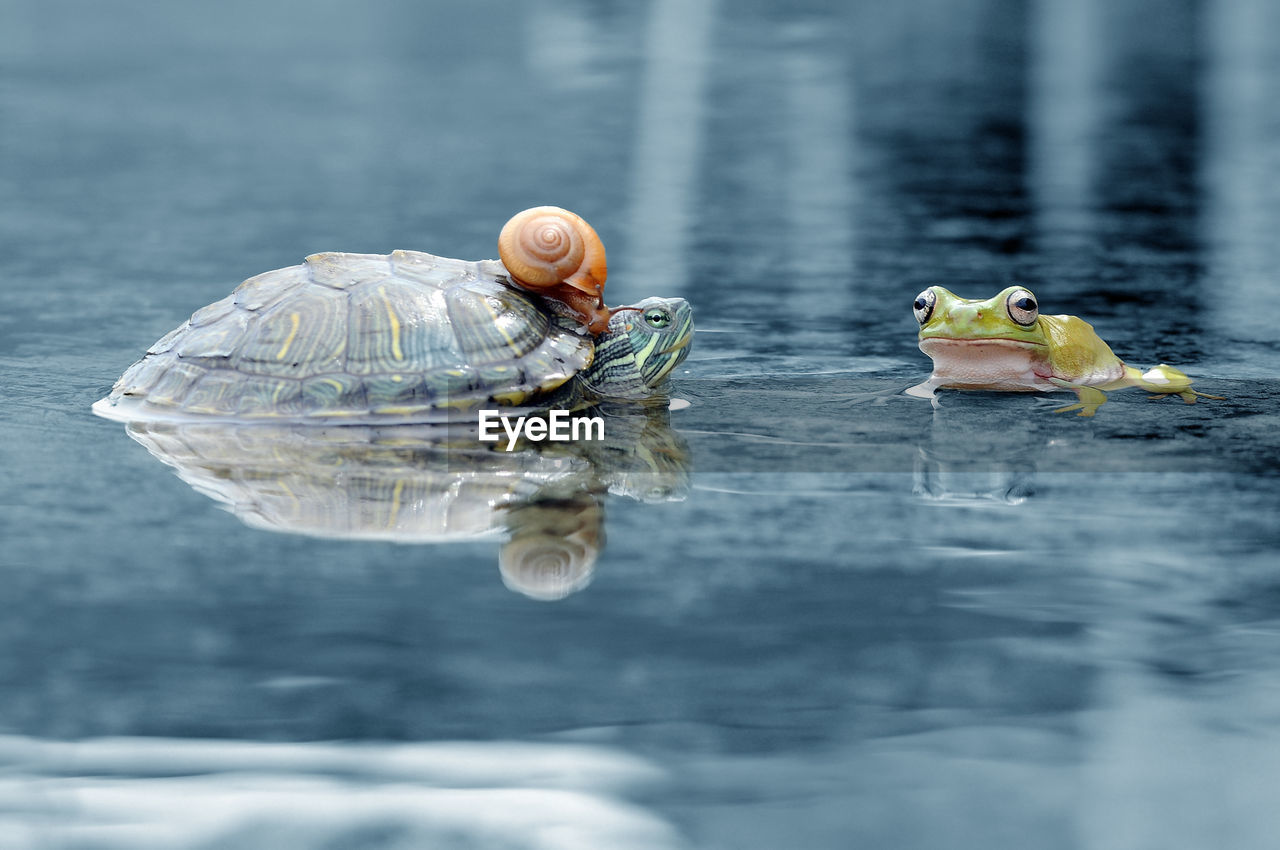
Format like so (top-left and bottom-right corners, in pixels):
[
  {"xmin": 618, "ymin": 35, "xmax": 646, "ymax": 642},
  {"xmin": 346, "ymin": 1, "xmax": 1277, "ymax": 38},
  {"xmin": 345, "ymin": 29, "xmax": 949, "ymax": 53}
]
[
  {"xmin": 498, "ymin": 206, "xmax": 607, "ymax": 298},
  {"xmin": 498, "ymin": 501, "xmax": 602, "ymax": 601}
]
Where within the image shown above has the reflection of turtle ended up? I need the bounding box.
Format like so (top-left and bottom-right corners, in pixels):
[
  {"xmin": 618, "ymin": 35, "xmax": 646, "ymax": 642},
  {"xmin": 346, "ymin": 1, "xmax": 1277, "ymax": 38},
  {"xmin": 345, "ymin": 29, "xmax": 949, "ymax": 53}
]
[
  {"xmin": 120, "ymin": 410, "xmax": 691, "ymax": 600},
  {"xmin": 93, "ymin": 251, "xmax": 693, "ymax": 424}
]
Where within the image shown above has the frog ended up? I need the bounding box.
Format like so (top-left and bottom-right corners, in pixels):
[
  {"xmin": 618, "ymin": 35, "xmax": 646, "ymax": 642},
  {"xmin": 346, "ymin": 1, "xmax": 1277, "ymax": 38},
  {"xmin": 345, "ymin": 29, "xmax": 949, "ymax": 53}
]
[{"xmin": 906, "ymin": 285, "xmax": 1222, "ymax": 417}]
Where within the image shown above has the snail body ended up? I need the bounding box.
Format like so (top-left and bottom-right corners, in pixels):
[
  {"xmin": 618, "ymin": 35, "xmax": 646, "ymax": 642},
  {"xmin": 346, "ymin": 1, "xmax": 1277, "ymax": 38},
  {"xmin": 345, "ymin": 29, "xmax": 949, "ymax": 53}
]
[{"xmin": 498, "ymin": 206, "xmax": 612, "ymax": 333}]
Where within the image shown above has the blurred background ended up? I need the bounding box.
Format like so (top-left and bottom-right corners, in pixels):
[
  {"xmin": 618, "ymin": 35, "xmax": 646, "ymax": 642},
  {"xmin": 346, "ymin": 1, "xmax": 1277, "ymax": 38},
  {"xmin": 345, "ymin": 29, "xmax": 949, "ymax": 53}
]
[{"xmin": 3, "ymin": 0, "xmax": 1280, "ymax": 847}]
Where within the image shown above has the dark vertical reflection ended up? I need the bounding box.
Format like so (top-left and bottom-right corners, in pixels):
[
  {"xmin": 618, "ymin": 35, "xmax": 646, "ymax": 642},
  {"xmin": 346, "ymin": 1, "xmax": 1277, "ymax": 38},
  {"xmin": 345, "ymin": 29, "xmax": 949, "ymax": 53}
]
[
  {"xmin": 1028, "ymin": 0, "xmax": 1210, "ymax": 352},
  {"xmin": 617, "ymin": 0, "xmax": 718, "ymax": 301},
  {"xmin": 694, "ymin": 1, "xmax": 802, "ymax": 322},
  {"xmin": 687, "ymin": 1, "xmax": 863, "ymax": 364},
  {"xmin": 705, "ymin": 11, "xmax": 859, "ymax": 320},
  {"xmin": 1087, "ymin": 0, "xmax": 1203, "ymax": 324},
  {"xmin": 1201, "ymin": 0, "xmax": 1280, "ymax": 351},
  {"xmin": 781, "ymin": 23, "xmax": 856, "ymax": 301},
  {"xmin": 694, "ymin": 0, "xmax": 1028, "ymax": 357},
  {"xmin": 850, "ymin": 0, "xmax": 1030, "ymax": 293},
  {"xmin": 1027, "ymin": 0, "xmax": 1103, "ymax": 267}
]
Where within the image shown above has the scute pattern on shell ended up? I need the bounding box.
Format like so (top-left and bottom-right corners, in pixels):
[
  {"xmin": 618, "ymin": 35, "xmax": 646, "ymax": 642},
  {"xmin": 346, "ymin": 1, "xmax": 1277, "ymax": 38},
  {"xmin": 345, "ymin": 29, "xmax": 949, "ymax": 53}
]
[
  {"xmin": 99, "ymin": 251, "xmax": 595, "ymax": 423},
  {"xmin": 235, "ymin": 284, "xmax": 348, "ymax": 377}
]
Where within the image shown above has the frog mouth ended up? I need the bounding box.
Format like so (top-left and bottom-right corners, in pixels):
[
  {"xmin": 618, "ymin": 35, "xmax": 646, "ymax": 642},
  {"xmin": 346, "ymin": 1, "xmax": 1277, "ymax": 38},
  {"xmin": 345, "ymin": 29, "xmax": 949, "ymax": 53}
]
[
  {"xmin": 918, "ymin": 336, "xmax": 1054, "ymax": 390},
  {"xmin": 920, "ymin": 337, "xmax": 1046, "ymax": 348}
]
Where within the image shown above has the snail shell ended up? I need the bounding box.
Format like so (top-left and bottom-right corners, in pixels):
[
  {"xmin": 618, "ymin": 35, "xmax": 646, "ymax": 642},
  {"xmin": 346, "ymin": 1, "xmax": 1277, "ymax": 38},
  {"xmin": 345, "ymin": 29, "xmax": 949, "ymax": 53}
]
[{"xmin": 498, "ymin": 206, "xmax": 607, "ymax": 300}]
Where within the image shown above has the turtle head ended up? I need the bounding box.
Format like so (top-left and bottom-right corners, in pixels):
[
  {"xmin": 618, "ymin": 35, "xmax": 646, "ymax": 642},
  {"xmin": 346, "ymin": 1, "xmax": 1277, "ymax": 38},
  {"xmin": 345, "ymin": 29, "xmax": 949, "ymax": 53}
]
[{"xmin": 583, "ymin": 297, "xmax": 693, "ymax": 399}]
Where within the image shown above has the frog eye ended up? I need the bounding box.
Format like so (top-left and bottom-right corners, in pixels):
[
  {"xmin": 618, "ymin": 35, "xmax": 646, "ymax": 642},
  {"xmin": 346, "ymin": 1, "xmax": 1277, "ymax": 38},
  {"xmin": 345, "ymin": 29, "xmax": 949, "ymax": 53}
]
[
  {"xmin": 913, "ymin": 288, "xmax": 936, "ymax": 325},
  {"xmin": 643, "ymin": 307, "xmax": 672, "ymax": 329},
  {"xmin": 1006, "ymin": 288, "xmax": 1039, "ymax": 326}
]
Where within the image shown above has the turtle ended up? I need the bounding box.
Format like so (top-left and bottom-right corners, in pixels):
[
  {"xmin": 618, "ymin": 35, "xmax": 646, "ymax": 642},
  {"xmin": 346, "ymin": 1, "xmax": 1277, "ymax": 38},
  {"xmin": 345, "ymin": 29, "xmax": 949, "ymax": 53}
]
[{"xmin": 92, "ymin": 249, "xmax": 694, "ymax": 425}]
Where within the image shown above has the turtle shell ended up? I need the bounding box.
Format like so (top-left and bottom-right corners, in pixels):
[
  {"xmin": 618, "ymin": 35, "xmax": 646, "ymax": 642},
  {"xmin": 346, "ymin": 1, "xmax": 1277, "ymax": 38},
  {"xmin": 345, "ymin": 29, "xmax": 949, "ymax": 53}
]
[{"xmin": 94, "ymin": 251, "xmax": 596, "ymax": 423}]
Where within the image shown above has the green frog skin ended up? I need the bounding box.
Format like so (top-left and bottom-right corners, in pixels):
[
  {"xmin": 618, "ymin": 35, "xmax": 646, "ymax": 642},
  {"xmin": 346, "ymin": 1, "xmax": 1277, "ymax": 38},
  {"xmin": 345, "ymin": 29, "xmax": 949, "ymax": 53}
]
[{"xmin": 908, "ymin": 285, "xmax": 1221, "ymax": 417}]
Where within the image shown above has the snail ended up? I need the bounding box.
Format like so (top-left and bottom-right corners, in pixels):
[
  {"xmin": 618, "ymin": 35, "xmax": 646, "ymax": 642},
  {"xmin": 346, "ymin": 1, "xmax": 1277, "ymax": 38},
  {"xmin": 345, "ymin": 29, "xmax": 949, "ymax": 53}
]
[{"xmin": 498, "ymin": 206, "xmax": 614, "ymax": 334}]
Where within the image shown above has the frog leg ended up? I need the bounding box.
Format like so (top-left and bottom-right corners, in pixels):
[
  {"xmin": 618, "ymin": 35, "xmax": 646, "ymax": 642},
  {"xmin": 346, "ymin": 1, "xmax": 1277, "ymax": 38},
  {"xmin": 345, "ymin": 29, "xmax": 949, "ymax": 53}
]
[
  {"xmin": 1125, "ymin": 365, "xmax": 1225, "ymax": 404},
  {"xmin": 1046, "ymin": 378, "xmax": 1109, "ymax": 417}
]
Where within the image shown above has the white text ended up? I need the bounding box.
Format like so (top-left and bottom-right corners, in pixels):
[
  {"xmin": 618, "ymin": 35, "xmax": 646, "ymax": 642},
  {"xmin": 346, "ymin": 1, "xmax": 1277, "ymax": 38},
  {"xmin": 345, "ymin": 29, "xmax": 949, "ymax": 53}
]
[{"xmin": 477, "ymin": 409, "xmax": 604, "ymax": 451}]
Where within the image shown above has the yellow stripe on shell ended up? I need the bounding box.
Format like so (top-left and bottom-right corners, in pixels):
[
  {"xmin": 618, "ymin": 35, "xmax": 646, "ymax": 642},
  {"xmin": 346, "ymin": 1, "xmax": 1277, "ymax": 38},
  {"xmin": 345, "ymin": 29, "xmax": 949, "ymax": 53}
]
[
  {"xmin": 276, "ymin": 312, "xmax": 301, "ymax": 360},
  {"xmin": 489, "ymin": 389, "xmax": 531, "ymax": 405},
  {"xmin": 438, "ymin": 397, "xmax": 485, "ymax": 411},
  {"xmin": 387, "ymin": 479, "xmax": 405, "ymax": 528},
  {"xmin": 378, "ymin": 286, "xmax": 405, "ymax": 362},
  {"xmin": 306, "ymin": 409, "xmax": 365, "ymax": 418},
  {"xmin": 371, "ymin": 404, "xmax": 434, "ymax": 416}
]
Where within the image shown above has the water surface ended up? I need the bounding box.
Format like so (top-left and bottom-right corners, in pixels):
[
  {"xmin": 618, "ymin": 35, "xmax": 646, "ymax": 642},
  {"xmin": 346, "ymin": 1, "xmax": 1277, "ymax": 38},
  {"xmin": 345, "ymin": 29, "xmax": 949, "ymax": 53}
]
[{"xmin": 3, "ymin": 0, "xmax": 1280, "ymax": 847}]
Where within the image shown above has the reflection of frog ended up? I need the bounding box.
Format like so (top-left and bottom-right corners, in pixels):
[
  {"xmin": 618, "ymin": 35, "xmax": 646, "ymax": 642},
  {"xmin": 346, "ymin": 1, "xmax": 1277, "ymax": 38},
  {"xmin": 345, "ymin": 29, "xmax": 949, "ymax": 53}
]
[{"xmin": 908, "ymin": 286, "xmax": 1222, "ymax": 416}]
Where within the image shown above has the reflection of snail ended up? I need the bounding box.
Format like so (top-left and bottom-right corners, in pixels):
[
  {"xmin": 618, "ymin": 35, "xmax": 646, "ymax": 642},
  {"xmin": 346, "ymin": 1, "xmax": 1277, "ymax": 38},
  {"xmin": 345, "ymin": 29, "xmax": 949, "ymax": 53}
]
[
  {"xmin": 498, "ymin": 206, "xmax": 612, "ymax": 334},
  {"xmin": 499, "ymin": 498, "xmax": 603, "ymax": 601}
]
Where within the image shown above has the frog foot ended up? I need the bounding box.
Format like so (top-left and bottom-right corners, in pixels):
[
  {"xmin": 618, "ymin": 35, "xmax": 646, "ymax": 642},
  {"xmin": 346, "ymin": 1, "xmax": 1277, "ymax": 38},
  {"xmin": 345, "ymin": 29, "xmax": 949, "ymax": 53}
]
[
  {"xmin": 1145, "ymin": 389, "xmax": 1226, "ymax": 404},
  {"xmin": 1132, "ymin": 365, "xmax": 1224, "ymax": 405},
  {"xmin": 1048, "ymin": 382, "xmax": 1108, "ymax": 417}
]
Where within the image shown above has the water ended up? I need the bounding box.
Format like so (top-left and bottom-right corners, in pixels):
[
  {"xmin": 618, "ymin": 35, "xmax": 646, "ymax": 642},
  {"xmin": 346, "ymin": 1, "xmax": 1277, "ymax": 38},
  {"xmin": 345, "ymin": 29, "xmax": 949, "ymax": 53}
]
[{"xmin": 3, "ymin": 0, "xmax": 1280, "ymax": 847}]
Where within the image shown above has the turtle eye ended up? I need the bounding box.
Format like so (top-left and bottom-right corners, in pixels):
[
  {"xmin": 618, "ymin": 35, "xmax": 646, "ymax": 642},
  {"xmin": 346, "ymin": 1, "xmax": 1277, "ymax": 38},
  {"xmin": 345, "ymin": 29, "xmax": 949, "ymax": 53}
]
[
  {"xmin": 913, "ymin": 288, "xmax": 936, "ymax": 325},
  {"xmin": 644, "ymin": 308, "xmax": 672, "ymax": 329},
  {"xmin": 1006, "ymin": 288, "xmax": 1039, "ymax": 326}
]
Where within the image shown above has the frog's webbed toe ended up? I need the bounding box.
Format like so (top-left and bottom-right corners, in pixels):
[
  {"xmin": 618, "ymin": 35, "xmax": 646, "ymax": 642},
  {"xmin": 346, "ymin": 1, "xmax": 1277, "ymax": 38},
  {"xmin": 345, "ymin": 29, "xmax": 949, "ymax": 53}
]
[{"xmin": 1181, "ymin": 388, "xmax": 1225, "ymax": 403}]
